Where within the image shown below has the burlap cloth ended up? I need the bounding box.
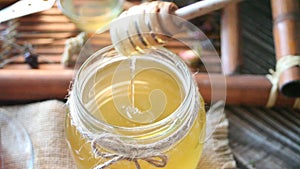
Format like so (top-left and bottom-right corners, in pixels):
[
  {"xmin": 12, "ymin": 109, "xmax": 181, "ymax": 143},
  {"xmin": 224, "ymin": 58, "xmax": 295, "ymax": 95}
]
[{"xmin": 1, "ymin": 100, "xmax": 236, "ymax": 169}]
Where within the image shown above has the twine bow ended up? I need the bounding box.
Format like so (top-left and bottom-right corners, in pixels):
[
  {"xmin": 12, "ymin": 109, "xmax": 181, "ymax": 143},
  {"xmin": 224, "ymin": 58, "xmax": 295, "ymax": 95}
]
[{"xmin": 91, "ymin": 134, "xmax": 168, "ymax": 169}]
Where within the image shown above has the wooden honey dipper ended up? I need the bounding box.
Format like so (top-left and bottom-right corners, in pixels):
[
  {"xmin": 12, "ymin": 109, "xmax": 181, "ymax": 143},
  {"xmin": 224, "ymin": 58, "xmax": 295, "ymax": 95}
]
[{"xmin": 110, "ymin": 0, "xmax": 240, "ymax": 56}]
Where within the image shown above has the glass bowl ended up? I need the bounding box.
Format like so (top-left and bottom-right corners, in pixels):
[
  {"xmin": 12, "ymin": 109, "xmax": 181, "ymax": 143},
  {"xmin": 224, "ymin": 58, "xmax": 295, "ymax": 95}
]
[
  {"xmin": 57, "ymin": 0, "xmax": 124, "ymax": 33},
  {"xmin": 0, "ymin": 109, "xmax": 34, "ymax": 169}
]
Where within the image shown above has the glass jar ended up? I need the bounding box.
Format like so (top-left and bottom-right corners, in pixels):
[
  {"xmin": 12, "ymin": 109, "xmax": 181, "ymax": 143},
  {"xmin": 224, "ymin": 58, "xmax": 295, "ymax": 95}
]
[
  {"xmin": 57, "ymin": 0, "xmax": 124, "ymax": 33},
  {"xmin": 66, "ymin": 46, "xmax": 206, "ymax": 169}
]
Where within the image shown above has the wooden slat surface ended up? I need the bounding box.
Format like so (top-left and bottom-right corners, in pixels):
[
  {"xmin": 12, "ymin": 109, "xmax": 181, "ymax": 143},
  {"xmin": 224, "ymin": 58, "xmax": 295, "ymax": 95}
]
[
  {"xmin": 0, "ymin": 4, "xmax": 79, "ymax": 70},
  {"xmin": 239, "ymin": 0, "xmax": 276, "ymax": 75},
  {"xmin": 227, "ymin": 106, "xmax": 300, "ymax": 169},
  {"xmin": 0, "ymin": 4, "xmax": 220, "ymax": 71}
]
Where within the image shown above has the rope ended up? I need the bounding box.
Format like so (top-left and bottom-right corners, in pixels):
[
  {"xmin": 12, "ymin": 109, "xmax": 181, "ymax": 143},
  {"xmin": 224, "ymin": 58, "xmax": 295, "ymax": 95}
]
[
  {"xmin": 294, "ymin": 98, "xmax": 300, "ymax": 109},
  {"xmin": 91, "ymin": 134, "xmax": 168, "ymax": 169},
  {"xmin": 61, "ymin": 32, "xmax": 87, "ymax": 67},
  {"xmin": 0, "ymin": 19, "xmax": 19, "ymax": 61},
  {"xmin": 266, "ymin": 55, "xmax": 300, "ymax": 108}
]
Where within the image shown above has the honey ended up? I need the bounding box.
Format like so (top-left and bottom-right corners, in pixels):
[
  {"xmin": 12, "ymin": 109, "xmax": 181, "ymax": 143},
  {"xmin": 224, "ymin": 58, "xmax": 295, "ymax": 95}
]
[
  {"xmin": 66, "ymin": 47, "xmax": 206, "ymax": 169},
  {"xmin": 58, "ymin": 0, "xmax": 123, "ymax": 33}
]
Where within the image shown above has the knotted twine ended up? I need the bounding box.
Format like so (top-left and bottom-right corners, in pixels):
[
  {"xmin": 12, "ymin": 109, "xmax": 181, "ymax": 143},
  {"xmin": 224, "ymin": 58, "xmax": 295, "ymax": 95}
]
[
  {"xmin": 68, "ymin": 86, "xmax": 200, "ymax": 169},
  {"xmin": 90, "ymin": 134, "xmax": 168, "ymax": 169},
  {"xmin": 266, "ymin": 55, "xmax": 300, "ymax": 108}
]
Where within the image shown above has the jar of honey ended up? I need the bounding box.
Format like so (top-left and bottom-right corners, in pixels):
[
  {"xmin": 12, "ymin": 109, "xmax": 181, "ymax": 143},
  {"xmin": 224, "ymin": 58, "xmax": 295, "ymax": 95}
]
[{"xmin": 66, "ymin": 45, "xmax": 206, "ymax": 169}]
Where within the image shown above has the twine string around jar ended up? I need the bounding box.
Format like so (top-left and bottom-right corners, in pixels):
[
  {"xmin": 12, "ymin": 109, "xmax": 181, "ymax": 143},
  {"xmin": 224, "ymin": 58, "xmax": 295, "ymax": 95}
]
[{"xmin": 91, "ymin": 134, "xmax": 168, "ymax": 169}]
